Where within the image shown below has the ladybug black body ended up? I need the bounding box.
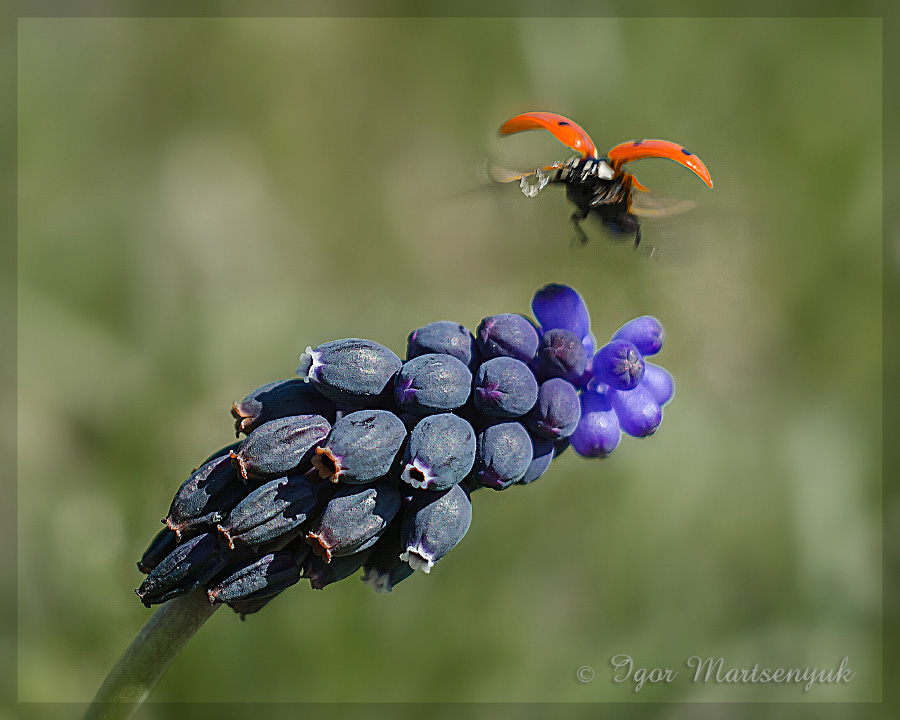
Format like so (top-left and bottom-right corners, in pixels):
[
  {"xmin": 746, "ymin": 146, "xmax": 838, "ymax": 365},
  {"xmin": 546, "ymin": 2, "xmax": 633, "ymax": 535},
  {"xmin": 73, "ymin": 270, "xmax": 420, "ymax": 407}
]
[{"xmin": 553, "ymin": 157, "xmax": 642, "ymax": 245}]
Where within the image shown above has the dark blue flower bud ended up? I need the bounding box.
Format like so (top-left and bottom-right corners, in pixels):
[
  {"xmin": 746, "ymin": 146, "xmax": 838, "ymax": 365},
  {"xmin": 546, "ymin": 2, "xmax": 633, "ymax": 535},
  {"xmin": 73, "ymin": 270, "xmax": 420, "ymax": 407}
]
[
  {"xmin": 532, "ymin": 328, "xmax": 588, "ymax": 383},
  {"xmin": 361, "ymin": 520, "xmax": 415, "ymax": 593},
  {"xmin": 400, "ymin": 483, "xmax": 472, "ymax": 573},
  {"xmin": 641, "ymin": 362, "xmax": 675, "ymax": 406},
  {"xmin": 165, "ymin": 453, "xmax": 248, "ymax": 540},
  {"xmin": 570, "ymin": 390, "xmax": 621, "ymax": 458},
  {"xmin": 394, "ymin": 353, "xmax": 472, "ymax": 416},
  {"xmin": 407, "ymin": 321, "xmax": 479, "ymax": 370},
  {"xmin": 459, "ymin": 478, "xmax": 485, "ymax": 498},
  {"xmin": 207, "ymin": 551, "xmax": 300, "ymax": 605},
  {"xmin": 232, "ymin": 379, "xmax": 337, "ymax": 436},
  {"xmin": 531, "ymin": 284, "xmax": 591, "ymax": 340},
  {"xmin": 516, "ymin": 435, "xmax": 557, "ymax": 485},
  {"xmin": 592, "ymin": 339, "xmax": 645, "ymax": 391},
  {"xmin": 311, "ymin": 409, "xmax": 407, "ymax": 484},
  {"xmin": 226, "ymin": 538, "xmax": 310, "ymax": 616},
  {"xmin": 476, "ymin": 313, "xmax": 539, "ymax": 363},
  {"xmin": 526, "ymin": 377, "xmax": 581, "ymax": 439},
  {"xmin": 472, "ymin": 421, "xmax": 534, "ymax": 490},
  {"xmin": 137, "ymin": 528, "xmax": 179, "ymax": 574},
  {"xmin": 397, "ymin": 412, "xmax": 421, "ymax": 431},
  {"xmin": 200, "ymin": 441, "xmax": 244, "ymax": 466},
  {"xmin": 612, "ymin": 316, "xmax": 665, "ymax": 356},
  {"xmin": 217, "ymin": 474, "xmax": 330, "ymax": 550},
  {"xmin": 230, "ymin": 414, "xmax": 331, "ymax": 482},
  {"xmin": 473, "ymin": 356, "xmax": 539, "ymax": 419},
  {"xmin": 302, "ymin": 548, "xmax": 373, "ymax": 590},
  {"xmin": 306, "ymin": 479, "xmax": 402, "ymax": 562},
  {"xmin": 228, "ymin": 593, "xmax": 283, "ymax": 619},
  {"xmin": 297, "ymin": 339, "xmax": 401, "ymax": 408},
  {"xmin": 135, "ymin": 533, "xmax": 228, "ymax": 607},
  {"xmin": 611, "ymin": 383, "xmax": 662, "ymax": 437},
  {"xmin": 401, "ymin": 413, "xmax": 476, "ymax": 490},
  {"xmin": 281, "ymin": 533, "xmax": 312, "ymax": 567}
]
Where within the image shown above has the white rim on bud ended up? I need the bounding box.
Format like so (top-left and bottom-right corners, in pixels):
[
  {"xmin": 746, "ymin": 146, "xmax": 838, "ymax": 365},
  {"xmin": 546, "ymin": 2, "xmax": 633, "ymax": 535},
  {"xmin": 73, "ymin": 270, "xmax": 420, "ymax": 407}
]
[
  {"xmin": 400, "ymin": 457, "xmax": 435, "ymax": 490},
  {"xmin": 400, "ymin": 542, "xmax": 435, "ymax": 574},
  {"xmin": 296, "ymin": 346, "xmax": 320, "ymax": 382}
]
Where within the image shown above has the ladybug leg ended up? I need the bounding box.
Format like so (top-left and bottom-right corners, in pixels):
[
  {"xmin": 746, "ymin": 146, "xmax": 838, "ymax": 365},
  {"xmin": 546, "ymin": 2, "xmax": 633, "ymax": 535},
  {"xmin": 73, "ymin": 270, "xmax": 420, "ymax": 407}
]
[
  {"xmin": 603, "ymin": 212, "xmax": 642, "ymax": 247},
  {"xmin": 570, "ymin": 209, "xmax": 589, "ymax": 245},
  {"xmin": 620, "ymin": 212, "xmax": 643, "ymax": 247}
]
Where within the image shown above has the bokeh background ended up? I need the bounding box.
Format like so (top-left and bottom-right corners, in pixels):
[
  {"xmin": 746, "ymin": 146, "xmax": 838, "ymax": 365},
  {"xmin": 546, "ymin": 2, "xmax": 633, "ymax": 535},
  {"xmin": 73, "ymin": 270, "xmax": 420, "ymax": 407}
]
[{"xmin": 16, "ymin": 14, "xmax": 882, "ymax": 713}]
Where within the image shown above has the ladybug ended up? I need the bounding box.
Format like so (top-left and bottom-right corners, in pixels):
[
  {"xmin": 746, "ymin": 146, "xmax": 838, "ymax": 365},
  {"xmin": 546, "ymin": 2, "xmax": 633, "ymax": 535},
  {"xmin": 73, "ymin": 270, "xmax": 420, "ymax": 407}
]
[{"xmin": 497, "ymin": 111, "xmax": 712, "ymax": 247}]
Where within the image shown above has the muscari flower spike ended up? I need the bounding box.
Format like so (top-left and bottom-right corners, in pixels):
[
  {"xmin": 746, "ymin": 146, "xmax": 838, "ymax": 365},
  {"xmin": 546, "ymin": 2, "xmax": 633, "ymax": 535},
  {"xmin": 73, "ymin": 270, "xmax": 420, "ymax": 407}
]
[{"xmin": 136, "ymin": 283, "xmax": 675, "ymax": 616}]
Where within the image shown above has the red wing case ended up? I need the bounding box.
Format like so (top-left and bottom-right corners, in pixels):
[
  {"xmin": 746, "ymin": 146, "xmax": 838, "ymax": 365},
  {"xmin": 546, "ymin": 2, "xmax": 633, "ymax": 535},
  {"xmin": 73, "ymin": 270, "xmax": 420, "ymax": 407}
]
[
  {"xmin": 607, "ymin": 139, "xmax": 713, "ymax": 188},
  {"xmin": 499, "ymin": 112, "xmax": 598, "ymax": 159}
]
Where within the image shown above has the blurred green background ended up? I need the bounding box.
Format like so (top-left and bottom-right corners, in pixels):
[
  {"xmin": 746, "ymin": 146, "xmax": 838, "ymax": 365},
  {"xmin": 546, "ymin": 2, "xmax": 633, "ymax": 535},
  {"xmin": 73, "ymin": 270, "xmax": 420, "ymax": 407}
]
[{"xmin": 17, "ymin": 15, "xmax": 881, "ymax": 710}]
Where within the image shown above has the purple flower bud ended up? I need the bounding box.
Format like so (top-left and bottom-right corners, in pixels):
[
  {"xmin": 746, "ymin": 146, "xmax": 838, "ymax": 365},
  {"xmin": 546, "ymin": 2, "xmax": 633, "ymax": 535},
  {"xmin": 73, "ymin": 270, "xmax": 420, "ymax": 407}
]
[
  {"xmin": 199, "ymin": 441, "xmax": 243, "ymax": 466},
  {"xmin": 306, "ymin": 479, "xmax": 402, "ymax": 562},
  {"xmin": 516, "ymin": 435, "xmax": 557, "ymax": 485},
  {"xmin": 282, "ymin": 533, "xmax": 312, "ymax": 567},
  {"xmin": 570, "ymin": 390, "xmax": 621, "ymax": 458},
  {"xmin": 473, "ymin": 356, "xmax": 539, "ymax": 419},
  {"xmin": 472, "ymin": 421, "xmax": 534, "ymax": 490},
  {"xmin": 311, "ymin": 410, "xmax": 407, "ymax": 484},
  {"xmin": 641, "ymin": 362, "xmax": 675, "ymax": 406},
  {"xmin": 137, "ymin": 528, "xmax": 178, "ymax": 574},
  {"xmin": 361, "ymin": 520, "xmax": 415, "ymax": 593},
  {"xmin": 526, "ymin": 377, "xmax": 582, "ymax": 439},
  {"xmin": 397, "ymin": 411, "xmax": 421, "ymax": 431},
  {"xmin": 394, "ymin": 353, "xmax": 472, "ymax": 416},
  {"xmin": 207, "ymin": 551, "xmax": 301, "ymax": 605},
  {"xmin": 165, "ymin": 453, "xmax": 248, "ymax": 540},
  {"xmin": 217, "ymin": 474, "xmax": 330, "ymax": 550},
  {"xmin": 401, "ymin": 413, "xmax": 476, "ymax": 490},
  {"xmin": 476, "ymin": 313, "xmax": 539, "ymax": 363},
  {"xmin": 230, "ymin": 414, "xmax": 331, "ymax": 482},
  {"xmin": 135, "ymin": 532, "xmax": 228, "ymax": 607},
  {"xmin": 532, "ymin": 329, "xmax": 588, "ymax": 383},
  {"xmin": 611, "ymin": 383, "xmax": 662, "ymax": 437},
  {"xmin": 407, "ymin": 321, "xmax": 479, "ymax": 370},
  {"xmin": 592, "ymin": 339, "xmax": 645, "ymax": 391},
  {"xmin": 297, "ymin": 339, "xmax": 402, "ymax": 408},
  {"xmin": 531, "ymin": 283, "xmax": 591, "ymax": 339},
  {"xmin": 612, "ymin": 316, "xmax": 665, "ymax": 356},
  {"xmin": 225, "ymin": 538, "xmax": 309, "ymax": 616},
  {"xmin": 232, "ymin": 379, "xmax": 337, "ymax": 436},
  {"xmin": 228, "ymin": 593, "xmax": 283, "ymax": 620},
  {"xmin": 400, "ymin": 483, "xmax": 472, "ymax": 573},
  {"xmin": 302, "ymin": 548, "xmax": 373, "ymax": 590}
]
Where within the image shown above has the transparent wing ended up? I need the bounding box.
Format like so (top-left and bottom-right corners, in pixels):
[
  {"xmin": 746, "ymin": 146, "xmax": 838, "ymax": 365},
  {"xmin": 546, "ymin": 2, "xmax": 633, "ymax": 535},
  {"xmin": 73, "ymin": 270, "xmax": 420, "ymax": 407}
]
[{"xmin": 630, "ymin": 189, "xmax": 698, "ymax": 219}]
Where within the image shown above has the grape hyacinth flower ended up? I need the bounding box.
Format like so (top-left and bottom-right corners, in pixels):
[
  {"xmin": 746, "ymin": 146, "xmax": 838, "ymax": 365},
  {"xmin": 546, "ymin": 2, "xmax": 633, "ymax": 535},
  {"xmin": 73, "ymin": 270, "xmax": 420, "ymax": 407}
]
[
  {"xmin": 133, "ymin": 282, "xmax": 675, "ymax": 622},
  {"xmin": 102, "ymin": 281, "xmax": 682, "ymax": 719}
]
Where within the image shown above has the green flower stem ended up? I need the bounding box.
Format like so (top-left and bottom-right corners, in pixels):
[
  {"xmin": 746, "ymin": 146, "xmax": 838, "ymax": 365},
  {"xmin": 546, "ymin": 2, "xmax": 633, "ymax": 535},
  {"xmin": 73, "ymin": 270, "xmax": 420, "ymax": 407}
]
[{"xmin": 83, "ymin": 591, "xmax": 220, "ymax": 720}]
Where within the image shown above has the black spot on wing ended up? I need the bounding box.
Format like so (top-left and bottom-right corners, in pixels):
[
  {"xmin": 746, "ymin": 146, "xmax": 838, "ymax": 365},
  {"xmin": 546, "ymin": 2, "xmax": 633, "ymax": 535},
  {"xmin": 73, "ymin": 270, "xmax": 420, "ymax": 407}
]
[
  {"xmin": 632, "ymin": 140, "xmax": 644, "ymax": 146},
  {"xmin": 558, "ymin": 120, "xmax": 570, "ymax": 126},
  {"xmin": 681, "ymin": 147, "xmax": 693, "ymax": 156}
]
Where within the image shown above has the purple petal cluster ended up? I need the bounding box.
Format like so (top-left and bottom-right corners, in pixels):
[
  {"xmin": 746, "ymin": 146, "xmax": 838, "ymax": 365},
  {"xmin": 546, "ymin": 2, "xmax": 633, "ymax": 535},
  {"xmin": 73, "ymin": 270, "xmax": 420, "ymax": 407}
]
[{"xmin": 136, "ymin": 283, "xmax": 675, "ymax": 617}]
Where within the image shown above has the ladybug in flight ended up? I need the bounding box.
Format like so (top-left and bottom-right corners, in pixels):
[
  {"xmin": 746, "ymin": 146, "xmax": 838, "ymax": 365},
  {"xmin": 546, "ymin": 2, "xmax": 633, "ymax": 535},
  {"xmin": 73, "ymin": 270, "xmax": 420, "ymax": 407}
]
[{"xmin": 496, "ymin": 111, "xmax": 713, "ymax": 247}]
